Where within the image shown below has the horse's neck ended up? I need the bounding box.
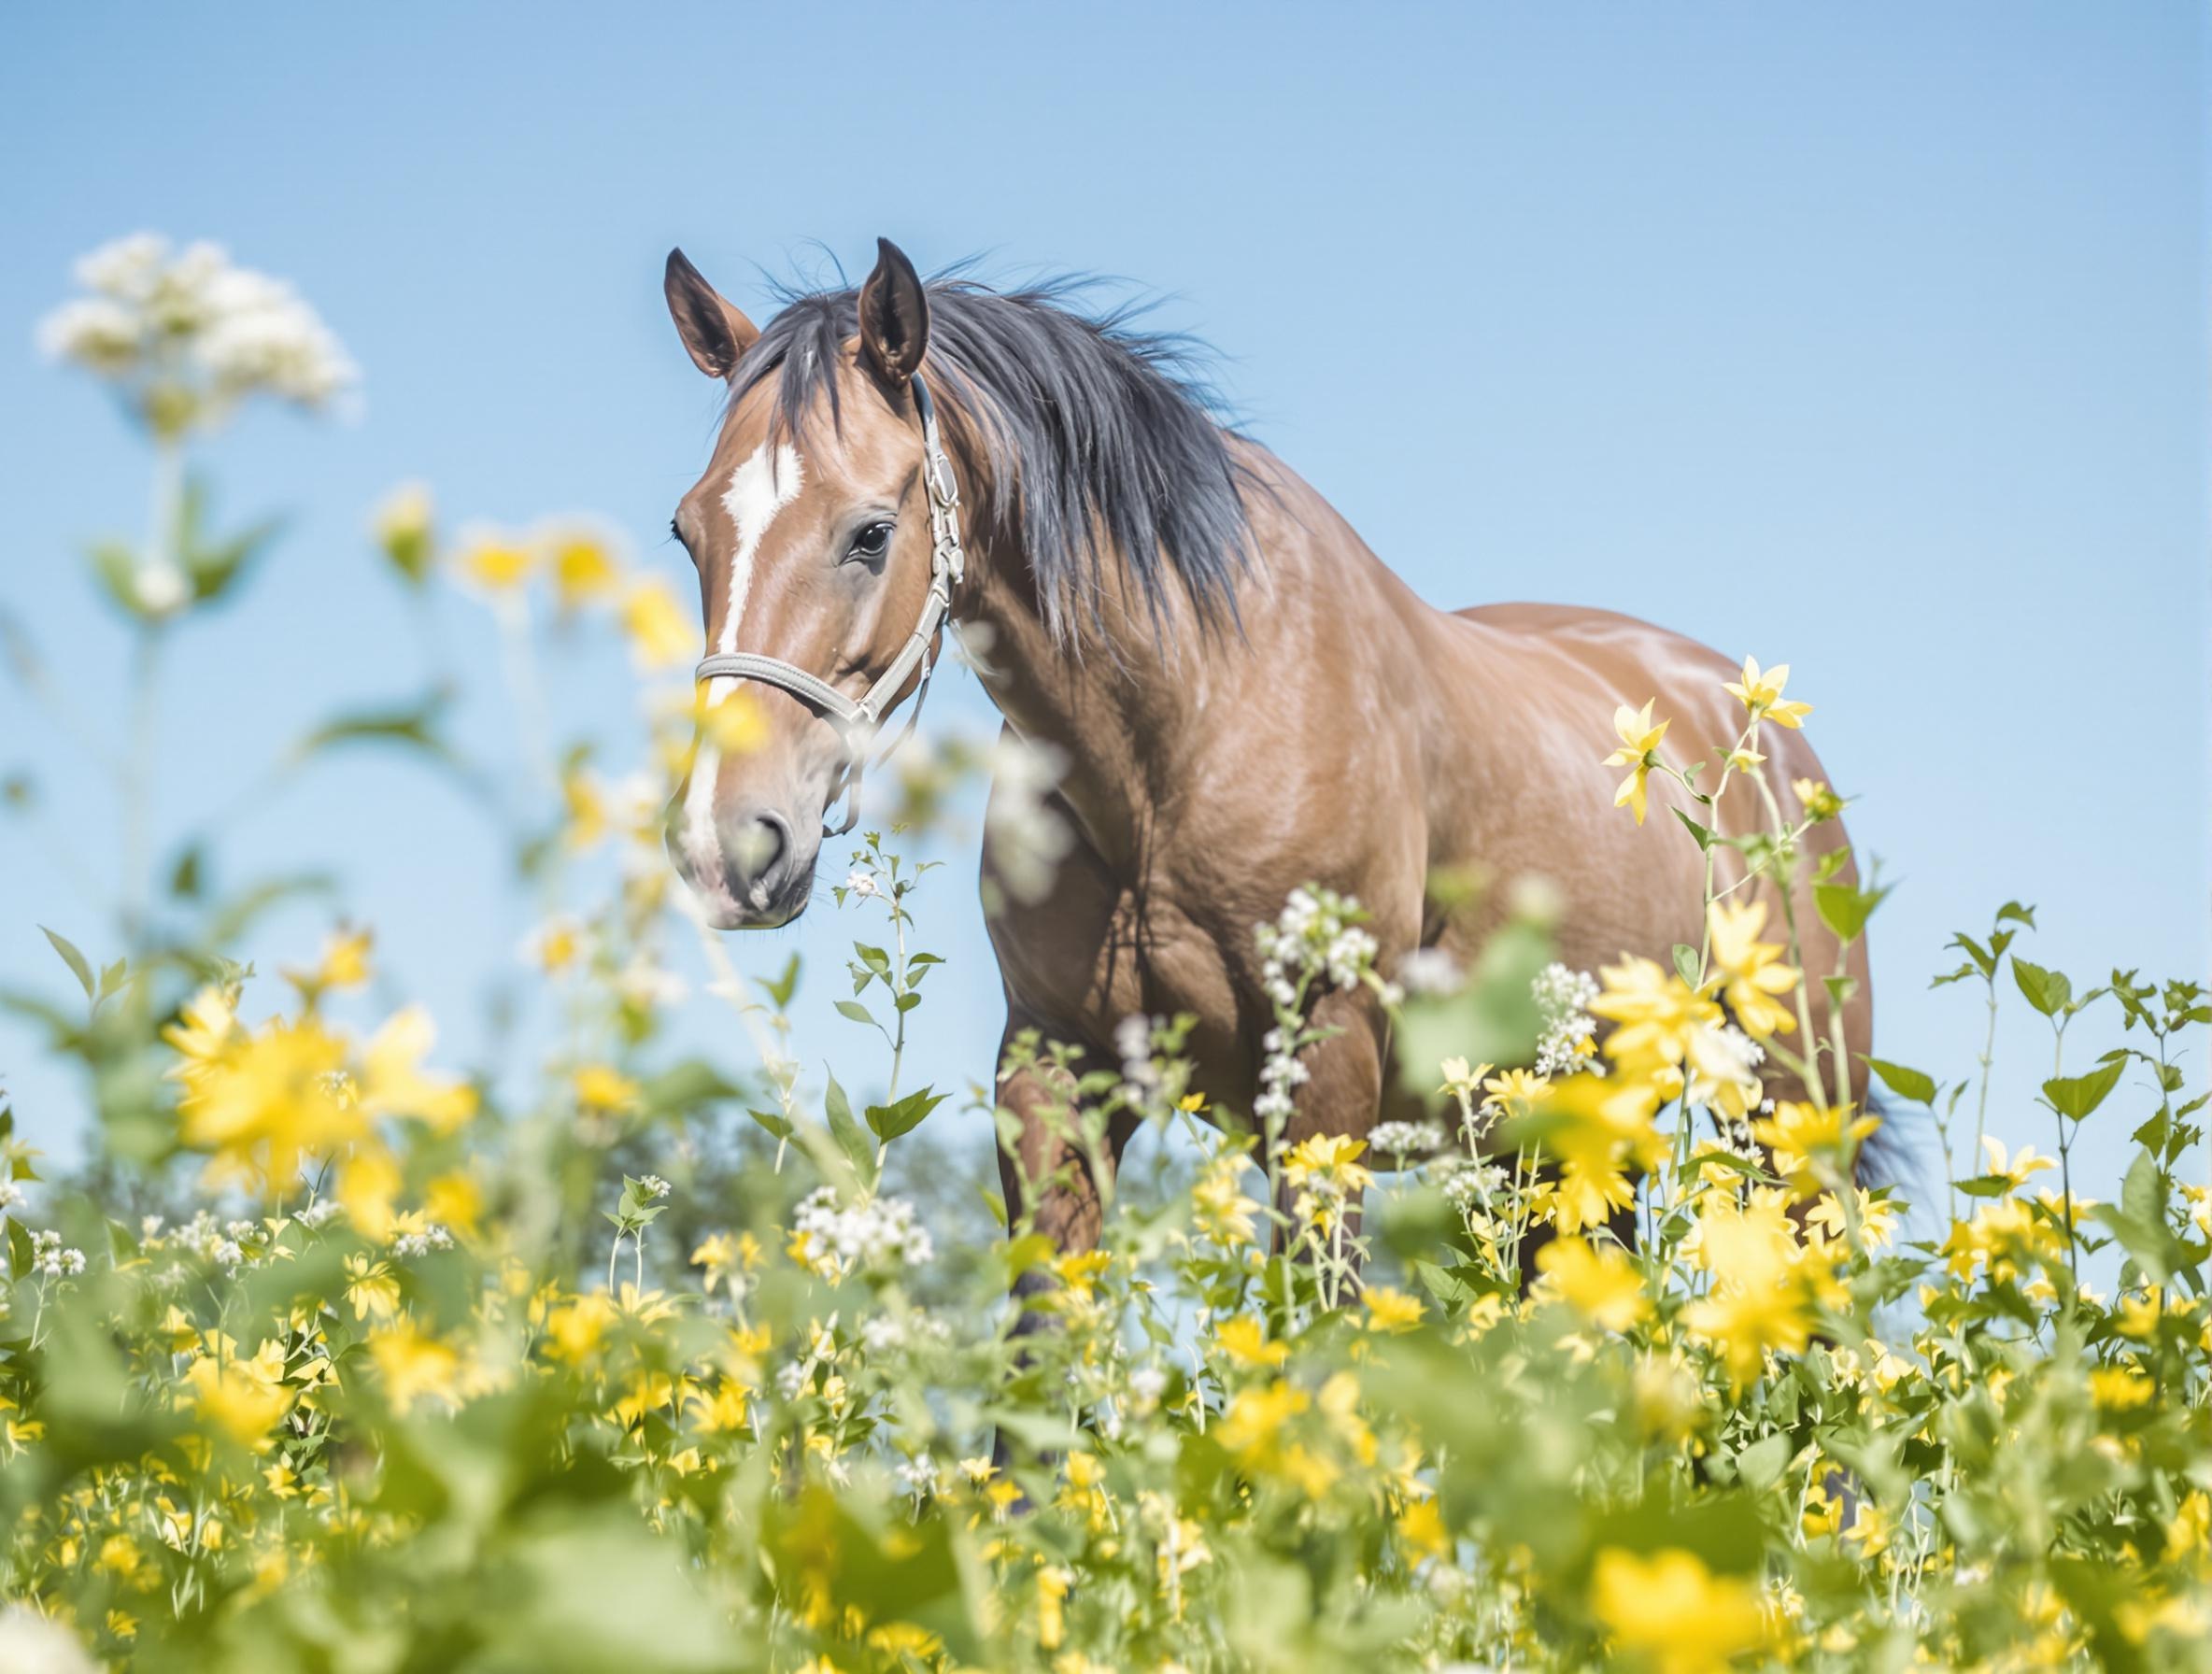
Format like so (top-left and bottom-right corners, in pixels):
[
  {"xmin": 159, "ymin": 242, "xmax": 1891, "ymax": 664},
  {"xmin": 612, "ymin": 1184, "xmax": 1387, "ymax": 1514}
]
[{"xmin": 958, "ymin": 544, "xmax": 1202, "ymax": 872}]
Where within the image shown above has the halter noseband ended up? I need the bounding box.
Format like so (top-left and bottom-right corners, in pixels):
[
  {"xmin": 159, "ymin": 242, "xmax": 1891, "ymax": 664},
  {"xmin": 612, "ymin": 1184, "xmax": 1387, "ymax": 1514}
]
[{"xmin": 692, "ymin": 372, "xmax": 967, "ymax": 836}]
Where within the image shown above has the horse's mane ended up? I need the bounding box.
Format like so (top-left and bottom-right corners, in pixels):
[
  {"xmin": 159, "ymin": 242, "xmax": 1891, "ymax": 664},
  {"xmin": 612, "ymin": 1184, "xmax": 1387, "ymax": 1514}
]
[{"xmin": 728, "ymin": 272, "xmax": 1260, "ymax": 645}]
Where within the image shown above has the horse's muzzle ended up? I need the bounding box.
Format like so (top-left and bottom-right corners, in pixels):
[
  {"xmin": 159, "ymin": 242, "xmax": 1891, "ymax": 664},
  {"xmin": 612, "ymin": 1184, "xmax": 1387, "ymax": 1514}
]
[{"xmin": 667, "ymin": 801, "xmax": 821, "ymax": 929}]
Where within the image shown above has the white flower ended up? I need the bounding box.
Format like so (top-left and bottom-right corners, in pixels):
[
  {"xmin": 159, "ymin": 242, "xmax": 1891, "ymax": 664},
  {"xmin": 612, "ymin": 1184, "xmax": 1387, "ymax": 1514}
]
[
  {"xmin": 844, "ymin": 870, "xmax": 878, "ymax": 899},
  {"xmin": 895, "ymin": 1454, "xmax": 940, "ymax": 1497},
  {"xmin": 983, "ymin": 735, "xmax": 1071, "ymax": 903},
  {"xmin": 1396, "ymin": 947, "xmax": 1464, "ymax": 996},
  {"xmin": 0, "ymin": 1606, "xmax": 98, "ymax": 1674},
  {"xmin": 36, "ymin": 233, "xmax": 357, "ymax": 436},
  {"xmin": 134, "ymin": 562, "xmax": 190, "ymax": 616},
  {"xmin": 1531, "ymin": 962, "xmax": 1602, "ymax": 1076},
  {"xmin": 788, "ymin": 1186, "xmax": 933, "ymax": 1281},
  {"xmin": 1369, "ymin": 1120, "xmax": 1446, "ymax": 1159}
]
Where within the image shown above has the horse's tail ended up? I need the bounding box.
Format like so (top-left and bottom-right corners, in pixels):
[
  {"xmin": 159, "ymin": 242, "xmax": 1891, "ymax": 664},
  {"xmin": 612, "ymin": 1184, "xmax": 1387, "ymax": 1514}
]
[{"xmin": 1856, "ymin": 1089, "xmax": 1936, "ymax": 1213}]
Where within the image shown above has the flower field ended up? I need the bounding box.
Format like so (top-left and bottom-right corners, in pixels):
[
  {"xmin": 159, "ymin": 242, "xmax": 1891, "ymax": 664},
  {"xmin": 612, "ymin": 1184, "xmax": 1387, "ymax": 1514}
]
[{"xmin": 2, "ymin": 236, "xmax": 2208, "ymax": 1674}]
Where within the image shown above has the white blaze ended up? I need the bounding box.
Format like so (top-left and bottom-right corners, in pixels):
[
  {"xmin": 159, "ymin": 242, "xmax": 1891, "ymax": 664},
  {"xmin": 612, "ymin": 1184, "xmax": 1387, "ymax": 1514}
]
[{"xmin": 683, "ymin": 441, "xmax": 804, "ymax": 901}]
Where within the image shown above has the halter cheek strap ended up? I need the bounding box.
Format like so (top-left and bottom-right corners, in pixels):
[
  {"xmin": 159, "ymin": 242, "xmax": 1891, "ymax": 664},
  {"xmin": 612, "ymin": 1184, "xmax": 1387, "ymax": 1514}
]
[{"xmin": 693, "ymin": 372, "xmax": 968, "ymax": 836}]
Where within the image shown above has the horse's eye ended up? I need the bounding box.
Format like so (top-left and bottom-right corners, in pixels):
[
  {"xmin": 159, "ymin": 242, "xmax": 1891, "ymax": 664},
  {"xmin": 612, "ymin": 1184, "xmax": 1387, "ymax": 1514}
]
[{"xmin": 845, "ymin": 520, "xmax": 894, "ymax": 563}]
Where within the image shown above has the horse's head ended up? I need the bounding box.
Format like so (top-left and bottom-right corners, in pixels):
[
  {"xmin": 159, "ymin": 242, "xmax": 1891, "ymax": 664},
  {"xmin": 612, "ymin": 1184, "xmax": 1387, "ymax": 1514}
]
[{"xmin": 660, "ymin": 238, "xmax": 946, "ymax": 929}]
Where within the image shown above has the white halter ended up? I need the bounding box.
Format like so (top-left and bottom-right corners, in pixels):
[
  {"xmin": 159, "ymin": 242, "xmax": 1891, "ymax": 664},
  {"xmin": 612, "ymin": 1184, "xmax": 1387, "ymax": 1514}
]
[{"xmin": 693, "ymin": 373, "xmax": 966, "ymax": 833}]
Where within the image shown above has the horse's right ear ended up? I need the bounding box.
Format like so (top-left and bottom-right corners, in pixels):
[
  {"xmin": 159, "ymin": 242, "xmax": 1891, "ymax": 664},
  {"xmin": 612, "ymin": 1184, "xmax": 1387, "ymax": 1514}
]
[{"xmin": 664, "ymin": 248, "xmax": 759, "ymax": 379}]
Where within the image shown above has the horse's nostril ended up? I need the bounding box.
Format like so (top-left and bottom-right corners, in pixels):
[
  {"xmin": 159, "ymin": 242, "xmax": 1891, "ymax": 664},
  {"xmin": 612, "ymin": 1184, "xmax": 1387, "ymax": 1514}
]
[{"xmin": 726, "ymin": 808, "xmax": 794, "ymax": 902}]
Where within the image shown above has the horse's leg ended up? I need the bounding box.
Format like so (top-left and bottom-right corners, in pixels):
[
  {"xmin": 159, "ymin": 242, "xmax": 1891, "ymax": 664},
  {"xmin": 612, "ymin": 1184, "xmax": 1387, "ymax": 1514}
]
[
  {"xmin": 1269, "ymin": 999, "xmax": 1385, "ymax": 1285},
  {"xmin": 991, "ymin": 1021, "xmax": 1135, "ymax": 1474},
  {"xmin": 993, "ymin": 1019, "xmax": 1141, "ymax": 1323}
]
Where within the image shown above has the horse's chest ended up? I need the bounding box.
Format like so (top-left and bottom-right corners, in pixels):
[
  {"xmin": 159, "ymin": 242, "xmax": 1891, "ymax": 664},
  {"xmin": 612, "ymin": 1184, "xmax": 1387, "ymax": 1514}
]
[{"xmin": 993, "ymin": 882, "xmax": 1246, "ymax": 1055}]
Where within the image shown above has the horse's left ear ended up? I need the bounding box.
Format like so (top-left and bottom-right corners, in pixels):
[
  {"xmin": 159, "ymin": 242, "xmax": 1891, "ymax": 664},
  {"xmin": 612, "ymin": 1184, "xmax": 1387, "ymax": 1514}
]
[
  {"xmin": 665, "ymin": 248, "xmax": 759, "ymax": 379},
  {"xmin": 858, "ymin": 237, "xmax": 929, "ymax": 388}
]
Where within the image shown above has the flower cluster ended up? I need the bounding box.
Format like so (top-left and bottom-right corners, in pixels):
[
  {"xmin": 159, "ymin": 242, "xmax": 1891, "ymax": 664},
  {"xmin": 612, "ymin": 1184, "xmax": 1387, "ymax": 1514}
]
[{"xmin": 37, "ymin": 233, "xmax": 356, "ymax": 436}]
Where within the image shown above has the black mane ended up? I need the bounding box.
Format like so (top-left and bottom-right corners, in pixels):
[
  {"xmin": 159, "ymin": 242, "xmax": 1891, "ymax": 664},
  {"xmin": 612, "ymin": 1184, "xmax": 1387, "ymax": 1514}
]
[{"xmin": 728, "ymin": 274, "xmax": 1260, "ymax": 644}]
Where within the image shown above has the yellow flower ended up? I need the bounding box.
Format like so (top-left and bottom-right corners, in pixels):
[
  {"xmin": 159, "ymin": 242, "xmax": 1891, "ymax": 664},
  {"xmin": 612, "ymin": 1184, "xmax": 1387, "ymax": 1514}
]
[
  {"xmin": 1705, "ymin": 899, "xmax": 1798, "ymax": 1039},
  {"xmin": 1187, "ymin": 1155, "xmax": 1258, "ymax": 1244},
  {"xmin": 543, "ymin": 1291, "xmax": 618, "ymax": 1365},
  {"xmin": 373, "ymin": 481, "xmax": 435, "ymax": 584},
  {"xmin": 423, "ymin": 1170, "xmax": 484, "ymax": 1239},
  {"xmin": 282, "ymin": 926, "xmax": 372, "ymax": 999},
  {"xmin": 2090, "ymin": 1364, "xmax": 2155, "ymax": 1411},
  {"xmin": 548, "ymin": 528, "xmax": 621, "ymax": 607},
  {"xmin": 1591, "ymin": 1546, "xmax": 1767, "ymax": 1673},
  {"xmin": 561, "ymin": 765, "xmax": 608, "ymax": 849},
  {"xmin": 1979, "ymin": 1134, "xmax": 2057, "ymax": 1192},
  {"xmin": 183, "ymin": 1338, "xmax": 291, "ymax": 1447},
  {"xmin": 1215, "ymin": 1314, "xmax": 1290, "ymax": 1369},
  {"xmin": 1362, "ymin": 1285, "xmax": 1424, "ymax": 1333},
  {"xmin": 1751, "ymin": 1100, "xmax": 1879, "ymax": 1189},
  {"xmin": 1439, "ymin": 1057, "xmax": 1494, "ymax": 1099},
  {"xmin": 359, "ymin": 1005, "xmax": 477, "ymax": 1131},
  {"xmin": 1536, "ymin": 1237, "xmax": 1650, "ymax": 1332},
  {"xmin": 1792, "ymin": 776, "xmax": 1844, "ymax": 821},
  {"xmin": 574, "ymin": 1063, "xmax": 642, "ymax": 1116},
  {"xmin": 459, "ymin": 532, "xmax": 534, "ymax": 592},
  {"xmin": 1604, "ymin": 699, "xmax": 1670, "ymax": 825},
  {"xmin": 622, "ymin": 577, "xmax": 696, "ymax": 670},
  {"xmin": 1723, "ymin": 655, "xmax": 1811, "ymax": 730},
  {"xmin": 162, "ymin": 983, "xmax": 240, "ymax": 1085},
  {"xmin": 368, "ymin": 1316, "xmax": 461, "ymax": 1414},
  {"xmin": 697, "ymin": 689, "xmax": 769, "ymax": 755},
  {"xmin": 343, "ymin": 1254, "xmax": 401, "ymax": 1321},
  {"xmin": 1281, "ymin": 1134, "xmax": 1374, "ymax": 1196},
  {"xmin": 177, "ymin": 1014, "xmax": 358, "ymax": 1190},
  {"xmin": 1684, "ymin": 1281, "xmax": 1812, "ymax": 1391},
  {"xmin": 337, "ymin": 1144, "xmax": 403, "ymax": 1242},
  {"xmin": 1397, "ymin": 1495, "xmax": 1449, "ymax": 1561}
]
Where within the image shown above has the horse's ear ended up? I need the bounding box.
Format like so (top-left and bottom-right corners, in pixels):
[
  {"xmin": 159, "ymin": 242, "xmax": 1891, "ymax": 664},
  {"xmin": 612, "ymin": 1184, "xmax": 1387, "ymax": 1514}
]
[
  {"xmin": 858, "ymin": 237, "xmax": 929, "ymax": 388},
  {"xmin": 664, "ymin": 248, "xmax": 759, "ymax": 380}
]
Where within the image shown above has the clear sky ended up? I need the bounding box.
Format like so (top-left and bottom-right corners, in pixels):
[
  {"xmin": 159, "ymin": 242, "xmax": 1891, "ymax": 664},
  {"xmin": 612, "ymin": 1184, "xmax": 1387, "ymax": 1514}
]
[{"xmin": 2, "ymin": 3, "xmax": 2205, "ymax": 1204}]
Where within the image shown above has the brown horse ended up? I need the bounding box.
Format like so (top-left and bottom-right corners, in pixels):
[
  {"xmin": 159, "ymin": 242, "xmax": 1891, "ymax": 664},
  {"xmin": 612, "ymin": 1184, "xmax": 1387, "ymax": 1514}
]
[{"xmin": 659, "ymin": 238, "xmax": 1872, "ymax": 1265}]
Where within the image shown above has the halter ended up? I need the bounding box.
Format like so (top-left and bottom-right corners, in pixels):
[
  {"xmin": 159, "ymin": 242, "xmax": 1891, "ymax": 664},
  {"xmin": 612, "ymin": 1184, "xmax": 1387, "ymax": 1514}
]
[{"xmin": 693, "ymin": 372, "xmax": 967, "ymax": 836}]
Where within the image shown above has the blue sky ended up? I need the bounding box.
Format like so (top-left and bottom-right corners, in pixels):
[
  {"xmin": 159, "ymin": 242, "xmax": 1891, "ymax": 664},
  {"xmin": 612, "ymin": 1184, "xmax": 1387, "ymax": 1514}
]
[{"xmin": 2, "ymin": 3, "xmax": 2205, "ymax": 1204}]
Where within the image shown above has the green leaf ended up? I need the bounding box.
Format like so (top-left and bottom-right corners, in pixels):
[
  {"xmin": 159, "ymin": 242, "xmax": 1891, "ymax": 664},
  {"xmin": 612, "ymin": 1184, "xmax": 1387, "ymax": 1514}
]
[
  {"xmin": 2044, "ymin": 1059, "xmax": 2123, "ymax": 1122},
  {"xmin": 39, "ymin": 926, "xmax": 94, "ymax": 1000},
  {"xmin": 1671, "ymin": 808, "xmax": 1713, "ymax": 851},
  {"xmin": 866, "ymin": 1086, "xmax": 948, "ymax": 1143},
  {"xmin": 288, "ymin": 691, "xmax": 456, "ymax": 767},
  {"xmin": 1671, "ymin": 943, "xmax": 1701, "ymax": 988},
  {"xmin": 1736, "ymin": 1431, "xmax": 1793, "ymax": 1492},
  {"xmin": 1814, "ymin": 876, "xmax": 1890, "ymax": 945},
  {"xmin": 2091, "ymin": 1154, "xmax": 2177, "ymax": 1284},
  {"xmin": 180, "ymin": 476, "xmax": 281, "ymax": 605},
  {"xmin": 85, "ymin": 538, "xmax": 151, "ymax": 619},
  {"xmin": 833, "ymin": 999, "xmax": 878, "ymax": 1029},
  {"xmin": 638, "ymin": 1059, "xmax": 742, "ymax": 1119},
  {"xmin": 2011, "ymin": 957, "xmax": 2071, "ymax": 1018},
  {"xmin": 759, "ymin": 953, "xmax": 801, "ymax": 1010},
  {"xmin": 1864, "ymin": 1057, "xmax": 1936, "ymax": 1106},
  {"xmin": 823, "ymin": 1071, "xmax": 877, "ymax": 1186},
  {"xmin": 745, "ymin": 1106, "xmax": 793, "ymax": 1142}
]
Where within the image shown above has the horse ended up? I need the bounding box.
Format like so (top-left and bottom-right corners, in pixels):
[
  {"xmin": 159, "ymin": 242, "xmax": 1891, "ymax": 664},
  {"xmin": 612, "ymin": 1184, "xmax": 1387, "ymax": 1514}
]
[{"xmin": 658, "ymin": 237, "xmax": 1873, "ymax": 1269}]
